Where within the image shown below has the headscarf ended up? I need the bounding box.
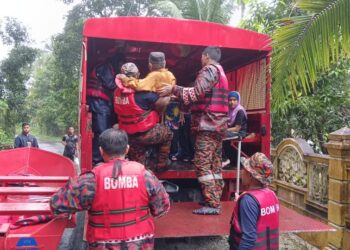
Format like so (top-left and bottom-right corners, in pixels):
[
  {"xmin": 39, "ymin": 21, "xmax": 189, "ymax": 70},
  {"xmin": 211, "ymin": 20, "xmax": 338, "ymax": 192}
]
[
  {"xmin": 228, "ymin": 91, "xmax": 247, "ymax": 126},
  {"xmin": 115, "ymin": 62, "xmax": 139, "ymax": 93},
  {"xmin": 120, "ymin": 62, "xmax": 139, "ymax": 77}
]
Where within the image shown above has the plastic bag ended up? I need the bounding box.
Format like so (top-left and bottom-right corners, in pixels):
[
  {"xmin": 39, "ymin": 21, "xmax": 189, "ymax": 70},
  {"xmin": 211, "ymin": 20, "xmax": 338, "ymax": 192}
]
[{"xmin": 74, "ymin": 156, "xmax": 80, "ymax": 166}]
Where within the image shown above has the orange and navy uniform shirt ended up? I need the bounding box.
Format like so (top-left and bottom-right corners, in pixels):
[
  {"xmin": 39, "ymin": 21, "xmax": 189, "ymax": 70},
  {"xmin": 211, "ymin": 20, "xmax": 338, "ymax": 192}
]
[{"xmin": 173, "ymin": 64, "xmax": 227, "ymax": 135}]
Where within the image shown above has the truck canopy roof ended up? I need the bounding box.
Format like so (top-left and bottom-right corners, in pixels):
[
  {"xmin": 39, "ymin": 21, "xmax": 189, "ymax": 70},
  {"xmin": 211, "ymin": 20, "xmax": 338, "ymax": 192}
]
[{"xmin": 83, "ymin": 16, "xmax": 271, "ymax": 85}]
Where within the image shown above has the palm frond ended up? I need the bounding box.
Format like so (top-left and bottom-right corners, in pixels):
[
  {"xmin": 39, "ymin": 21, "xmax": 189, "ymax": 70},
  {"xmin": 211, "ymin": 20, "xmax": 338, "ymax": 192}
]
[
  {"xmin": 175, "ymin": 0, "xmax": 233, "ymax": 24},
  {"xmin": 272, "ymin": 0, "xmax": 350, "ymax": 108},
  {"xmin": 155, "ymin": 1, "xmax": 183, "ymax": 18}
]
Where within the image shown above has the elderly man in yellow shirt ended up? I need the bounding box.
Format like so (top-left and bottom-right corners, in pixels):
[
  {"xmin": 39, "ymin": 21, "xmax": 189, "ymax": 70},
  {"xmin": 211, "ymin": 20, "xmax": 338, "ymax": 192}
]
[{"xmin": 117, "ymin": 52, "xmax": 176, "ymax": 92}]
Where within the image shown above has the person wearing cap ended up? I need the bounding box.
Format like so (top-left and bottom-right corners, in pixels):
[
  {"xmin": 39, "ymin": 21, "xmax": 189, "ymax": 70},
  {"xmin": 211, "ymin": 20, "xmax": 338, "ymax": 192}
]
[
  {"xmin": 117, "ymin": 52, "xmax": 176, "ymax": 92},
  {"xmin": 228, "ymin": 152, "xmax": 279, "ymax": 250},
  {"xmin": 114, "ymin": 63, "xmax": 173, "ymax": 172},
  {"xmin": 158, "ymin": 46, "xmax": 229, "ymax": 215},
  {"xmin": 87, "ymin": 52, "xmax": 125, "ymax": 166}
]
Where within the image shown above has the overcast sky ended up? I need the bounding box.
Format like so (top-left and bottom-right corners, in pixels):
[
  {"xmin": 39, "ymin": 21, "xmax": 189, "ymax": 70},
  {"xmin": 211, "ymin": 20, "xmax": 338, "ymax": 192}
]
[{"xmin": 0, "ymin": 0, "xmax": 71, "ymax": 59}]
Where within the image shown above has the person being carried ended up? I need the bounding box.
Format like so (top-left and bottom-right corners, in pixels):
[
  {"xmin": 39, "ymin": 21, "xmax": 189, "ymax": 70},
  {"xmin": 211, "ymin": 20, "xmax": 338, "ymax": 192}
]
[
  {"xmin": 14, "ymin": 122, "xmax": 39, "ymax": 148},
  {"xmin": 114, "ymin": 62, "xmax": 173, "ymax": 172},
  {"xmin": 222, "ymin": 91, "xmax": 248, "ymax": 167},
  {"xmin": 62, "ymin": 126, "xmax": 79, "ymax": 161},
  {"xmin": 50, "ymin": 128, "xmax": 170, "ymax": 250},
  {"xmin": 117, "ymin": 52, "xmax": 176, "ymax": 93},
  {"xmin": 228, "ymin": 152, "xmax": 279, "ymax": 249}
]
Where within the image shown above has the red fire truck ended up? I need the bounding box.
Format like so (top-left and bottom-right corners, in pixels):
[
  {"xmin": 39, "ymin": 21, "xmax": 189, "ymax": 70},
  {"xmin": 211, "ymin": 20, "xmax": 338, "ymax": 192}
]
[
  {"xmin": 79, "ymin": 17, "xmax": 333, "ymax": 238},
  {"xmin": 0, "ymin": 17, "xmax": 333, "ymax": 250},
  {"xmin": 80, "ymin": 16, "xmax": 271, "ymax": 194}
]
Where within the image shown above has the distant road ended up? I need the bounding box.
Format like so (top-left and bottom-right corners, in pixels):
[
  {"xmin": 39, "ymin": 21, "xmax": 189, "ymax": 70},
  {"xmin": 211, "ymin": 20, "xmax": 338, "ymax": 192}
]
[{"xmin": 38, "ymin": 139, "xmax": 64, "ymax": 155}]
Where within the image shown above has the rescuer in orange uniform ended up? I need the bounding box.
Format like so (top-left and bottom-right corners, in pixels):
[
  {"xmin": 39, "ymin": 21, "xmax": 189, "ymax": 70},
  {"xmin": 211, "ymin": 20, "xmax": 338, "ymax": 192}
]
[
  {"xmin": 158, "ymin": 46, "xmax": 229, "ymax": 215},
  {"xmin": 87, "ymin": 53, "xmax": 125, "ymax": 166}
]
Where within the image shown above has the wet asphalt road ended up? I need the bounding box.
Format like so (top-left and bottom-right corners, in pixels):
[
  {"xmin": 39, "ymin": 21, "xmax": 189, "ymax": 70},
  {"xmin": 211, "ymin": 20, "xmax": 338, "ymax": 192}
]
[{"xmin": 38, "ymin": 140, "xmax": 64, "ymax": 155}]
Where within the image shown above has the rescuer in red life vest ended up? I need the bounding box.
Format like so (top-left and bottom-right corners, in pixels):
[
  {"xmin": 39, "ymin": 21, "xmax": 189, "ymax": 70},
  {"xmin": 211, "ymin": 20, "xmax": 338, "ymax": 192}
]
[
  {"xmin": 158, "ymin": 46, "xmax": 229, "ymax": 215},
  {"xmin": 87, "ymin": 53, "xmax": 125, "ymax": 166},
  {"xmin": 114, "ymin": 62, "xmax": 173, "ymax": 172},
  {"xmin": 228, "ymin": 152, "xmax": 279, "ymax": 250},
  {"xmin": 50, "ymin": 128, "xmax": 170, "ymax": 250}
]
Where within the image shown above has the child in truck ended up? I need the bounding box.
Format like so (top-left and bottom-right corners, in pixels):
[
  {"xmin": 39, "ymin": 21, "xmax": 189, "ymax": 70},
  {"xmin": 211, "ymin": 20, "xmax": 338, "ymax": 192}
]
[{"xmin": 222, "ymin": 91, "xmax": 248, "ymax": 167}]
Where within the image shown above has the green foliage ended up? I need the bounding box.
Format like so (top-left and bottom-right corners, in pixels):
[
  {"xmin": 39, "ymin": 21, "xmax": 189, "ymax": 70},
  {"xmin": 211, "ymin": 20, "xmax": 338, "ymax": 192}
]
[
  {"xmin": 0, "ymin": 17, "xmax": 29, "ymax": 46},
  {"xmin": 30, "ymin": 0, "xmax": 154, "ymax": 135},
  {"xmin": 0, "ymin": 127, "xmax": 12, "ymax": 149},
  {"xmin": 0, "ymin": 46, "xmax": 37, "ymax": 134},
  {"xmin": 272, "ymin": 0, "xmax": 350, "ymax": 108},
  {"xmin": 240, "ymin": 0, "xmax": 299, "ymax": 34},
  {"xmin": 241, "ymin": 0, "xmax": 350, "ymax": 151},
  {"xmin": 62, "ymin": 0, "xmax": 155, "ymax": 17},
  {"xmin": 272, "ymin": 60, "xmax": 350, "ymax": 153},
  {"xmin": 29, "ymin": 0, "xmax": 235, "ymax": 136},
  {"xmin": 0, "ymin": 17, "xmax": 37, "ymax": 135},
  {"xmin": 152, "ymin": 0, "xmax": 234, "ymax": 24},
  {"xmin": 0, "ymin": 100, "xmax": 11, "ymax": 148},
  {"xmin": 28, "ymin": 53, "xmax": 67, "ymax": 135},
  {"xmin": 24, "ymin": 0, "xmax": 350, "ymax": 151},
  {"xmin": 27, "ymin": 4, "xmax": 86, "ymax": 136}
]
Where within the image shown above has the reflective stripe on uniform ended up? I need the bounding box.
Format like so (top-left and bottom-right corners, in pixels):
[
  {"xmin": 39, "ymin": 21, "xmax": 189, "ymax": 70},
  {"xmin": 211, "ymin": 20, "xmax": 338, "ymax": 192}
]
[
  {"xmin": 90, "ymin": 206, "xmax": 149, "ymax": 216},
  {"xmin": 89, "ymin": 214, "xmax": 150, "ymax": 228},
  {"xmin": 198, "ymin": 175, "xmax": 215, "ymax": 182},
  {"xmin": 213, "ymin": 174, "xmax": 223, "ymax": 180},
  {"xmin": 198, "ymin": 173, "xmax": 222, "ymax": 182}
]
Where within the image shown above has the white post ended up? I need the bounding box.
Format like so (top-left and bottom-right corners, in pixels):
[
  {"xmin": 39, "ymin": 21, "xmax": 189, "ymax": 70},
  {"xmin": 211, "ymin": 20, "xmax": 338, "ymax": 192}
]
[{"xmin": 235, "ymin": 140, "xmax": 242, "ymax": 196}]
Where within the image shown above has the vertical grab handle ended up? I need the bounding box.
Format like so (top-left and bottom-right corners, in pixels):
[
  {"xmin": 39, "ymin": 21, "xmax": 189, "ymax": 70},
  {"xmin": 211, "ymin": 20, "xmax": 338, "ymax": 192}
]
[{"xmin": 235, "ymin": 140, "xmax": 242, "ymax": 196}]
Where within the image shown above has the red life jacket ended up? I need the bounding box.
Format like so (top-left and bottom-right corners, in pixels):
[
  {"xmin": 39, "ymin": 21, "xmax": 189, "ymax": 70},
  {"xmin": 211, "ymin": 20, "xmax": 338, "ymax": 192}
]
[
  {"xmin": 113, "ymin": 86, "xmax": 159, "ymax": 135},
  {"xmin": 191, "ymin": 64, "xmax": 229, "ymax": 114},
  {"xmin": 231, "ymin": 188, "xmax": 279, "ymax": 250},
  {"xmin": 87, "ymin": 63, "xmax": 115, "ymax": 101},
  {"xmin": 87, "ymin": 159, "xmax": 154, "ymax": 243}
]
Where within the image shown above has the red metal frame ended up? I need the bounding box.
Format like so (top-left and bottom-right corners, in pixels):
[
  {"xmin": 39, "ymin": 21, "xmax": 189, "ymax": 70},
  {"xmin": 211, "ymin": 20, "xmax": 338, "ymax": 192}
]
[
  {"xmin": 83, "ymin": 17, "xmax": 271, "ymax": 52},
  {"xmin": 80, "ymin": 16, "xmax": 272, "ymax": 173},
  {"xmin": 0, "ymin": 148, "xmax": 76, "ymax": 249},
  {"xmin": 77, "ymin": 16, "xmax": 301, "ymax": 237},
  {"xmin": 76, "ymin": 16, "xmax": 334, "ymax": 238}
]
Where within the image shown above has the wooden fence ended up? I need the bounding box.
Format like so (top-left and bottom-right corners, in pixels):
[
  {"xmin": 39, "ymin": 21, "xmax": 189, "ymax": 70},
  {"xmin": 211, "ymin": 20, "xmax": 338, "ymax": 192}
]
[{"xmin": 271, "ymin": 127, "xmax": 350, "ymax": 249}]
